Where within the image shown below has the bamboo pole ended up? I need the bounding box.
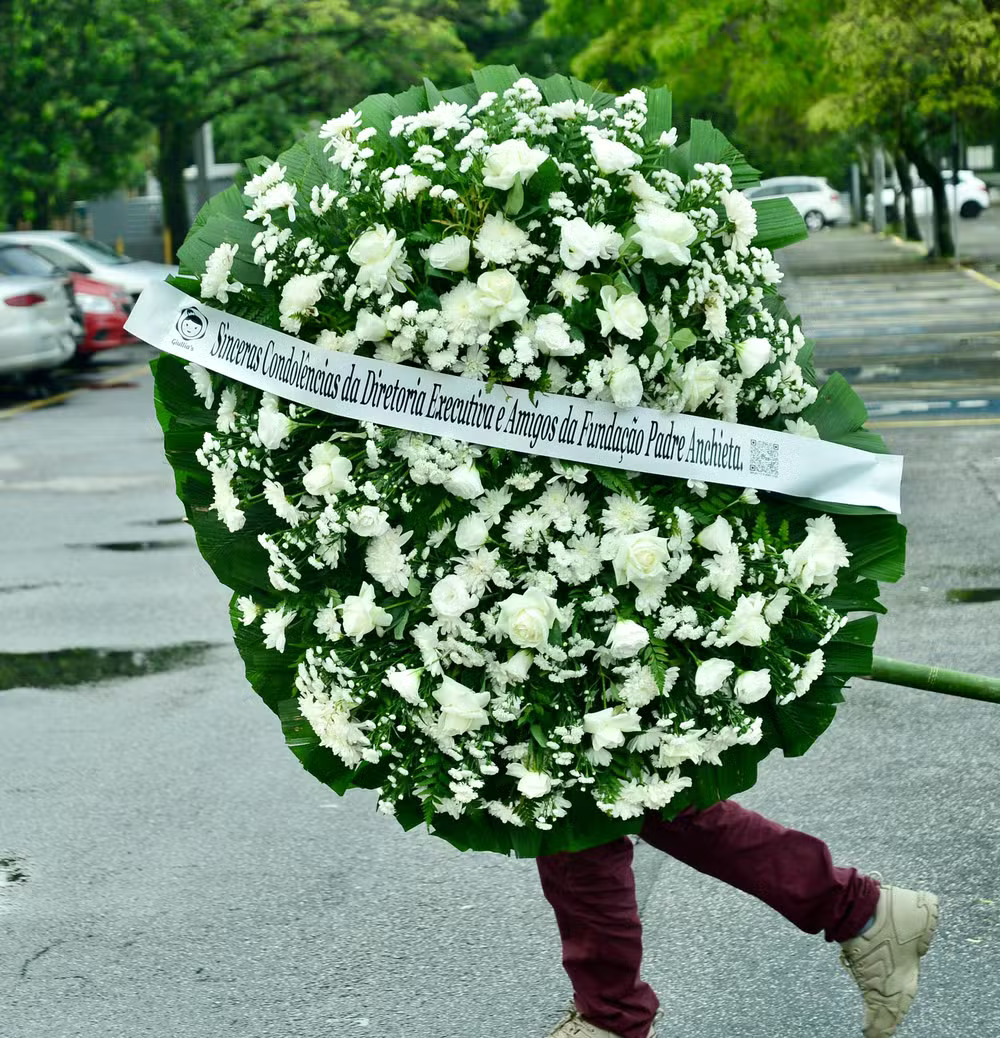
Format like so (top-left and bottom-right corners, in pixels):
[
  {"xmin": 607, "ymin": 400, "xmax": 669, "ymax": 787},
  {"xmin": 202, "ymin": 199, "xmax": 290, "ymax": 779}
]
[{"xmin": 866, "ymin": 655, "xmax": 1000, "ymax": 705}]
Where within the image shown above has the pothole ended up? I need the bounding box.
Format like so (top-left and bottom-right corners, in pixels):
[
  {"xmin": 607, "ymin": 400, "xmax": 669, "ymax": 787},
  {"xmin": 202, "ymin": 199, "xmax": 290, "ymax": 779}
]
[
  {"xmin": 0, "ymin": 642, "xmax": 220, "ymax": 692},
  {"xmin": 946, "ymin": 588, "xmax": 1000, "ymax": 604}
]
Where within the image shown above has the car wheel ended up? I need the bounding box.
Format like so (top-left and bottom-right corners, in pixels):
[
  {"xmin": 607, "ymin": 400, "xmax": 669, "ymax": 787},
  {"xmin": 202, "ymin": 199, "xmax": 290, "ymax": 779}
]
[
  {"xmin": 803, "ymin": 209, "xmax": 825, "ymax": 232},
  {"xmin": 959, "ymin": 201, "xmax": 983, "ymax": 219}
]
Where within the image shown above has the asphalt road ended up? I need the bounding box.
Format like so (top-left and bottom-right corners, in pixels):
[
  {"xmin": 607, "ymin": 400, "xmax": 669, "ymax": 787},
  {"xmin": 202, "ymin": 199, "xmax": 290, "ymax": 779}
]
[{"xmin": 1, "ymin": 224, "xmax": 999, "ymax": 1038}]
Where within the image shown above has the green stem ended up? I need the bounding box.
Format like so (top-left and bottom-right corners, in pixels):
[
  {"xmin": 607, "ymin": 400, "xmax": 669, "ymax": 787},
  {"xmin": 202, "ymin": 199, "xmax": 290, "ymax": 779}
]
[{"xmin": 865, "ymin": 655, "xmax": 1000, "ymax": 705}]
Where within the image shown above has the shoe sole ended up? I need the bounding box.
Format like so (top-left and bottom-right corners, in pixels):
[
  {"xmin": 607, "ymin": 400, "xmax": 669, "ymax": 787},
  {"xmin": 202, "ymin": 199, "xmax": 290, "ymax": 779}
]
[{"xmin": 916, "ymin": 890, "xmax": 940, "ymax": 960}]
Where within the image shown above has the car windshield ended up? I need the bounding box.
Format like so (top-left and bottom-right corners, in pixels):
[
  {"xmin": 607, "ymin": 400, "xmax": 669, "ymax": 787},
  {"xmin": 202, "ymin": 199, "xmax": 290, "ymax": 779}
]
[
  {"xmin": 0, "ymin": 245, "xmax": 60, "ymax": 277},
  {"xmin": 64, "ymin": 235, "xmax": 134, "ymax": 265}
]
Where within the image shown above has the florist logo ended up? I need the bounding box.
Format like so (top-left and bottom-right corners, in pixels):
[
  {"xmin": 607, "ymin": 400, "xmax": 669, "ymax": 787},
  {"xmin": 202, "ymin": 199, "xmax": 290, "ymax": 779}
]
[{"xmin": 176, "ymin": 306, "xmax": 209, "ymax": 342}]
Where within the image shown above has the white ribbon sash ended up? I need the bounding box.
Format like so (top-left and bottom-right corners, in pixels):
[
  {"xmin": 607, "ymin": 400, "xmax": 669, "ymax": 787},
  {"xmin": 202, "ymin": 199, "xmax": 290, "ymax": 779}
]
[{"xmin": 126, "ymin": 281, "xmax": 902, "ymax": 512}]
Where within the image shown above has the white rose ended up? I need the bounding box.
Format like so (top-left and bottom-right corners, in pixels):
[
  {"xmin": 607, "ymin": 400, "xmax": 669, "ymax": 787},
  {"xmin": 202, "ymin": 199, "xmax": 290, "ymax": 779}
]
[
  {"xmin": 481, "ymin": 138, "xmax": 549, "ymax": 190},
  {"xmin": 736, "ymin": 336, "xmax": 773, "ymax": 377},
  {"xmin": 609, "ymin": 364, "xmax": 644, "ymax": 407},
  {"xmin": 734, "ymin": 669, "xmax": 772, "ymax": 705},
  {"xmin": 596, "ymin": 286, "xmax": 648, "ymax": 341},
  {"xmin": 632, "ymin": 204, "xmax": 698, "ymax": 265},
  {"xmin": 303, "ymin": 442, "xmax": 353, "ymax": 496},
  {"xmin": 433, "ymin": 676, "xmax": 490, "ymax": 737},
  {"xmin": 475, "ymin": 269, "xmax": 530, "ymax": 327},
  {"xmin": 606, "ymin": 620, "xmax": 650, "ymax": 659},
  {"xmin": 590, "ymin": 137, "xmax": 641, "ymax": 174},
  {"xmin": 612, "ymin": 528, "xmax": 671, "ymax": 590},
  {"xmin": 506, "ymin": 762, "xmax": 553, "ymax": 799},
  {"xmin": 455, "ymin": 514, "xmax": 490, "ymax": 551},
  {"xmin": 695, "ymin": 658, "xmax": 736, "ymax": 697},
  {"xmin": 341, "ymin": 582, "xmax": 393, "ymax": 641},
  {"xmin": 532, "ymin": 312, "xmax": 580, "ymax": 357},
  {"xmin": 583, "ymin": 706, "xmax": 643, "ymax": 752},
  {"xmin": 502, "ymin": 650, "xmax": 534, "ymax": 683},
  {"xmin": 430, "ymin": 574, "xmax": 476, "ymax": 620},
  {"xmin": 347, "ymin": 224, "xmax": 408, "ymax": 290},
  {"xmin": 443, "ymin": 462, "xmax": 485, "ymax": 500},
  {"xmin": 696, "ymin": 516, "xmax": 734, "ymax": 554},
  {"xmin": 497, "ymin": 587, "xmax": 559, "ymax": 649},
  {"xmin": 347, "ymin": 505, "xmax": 390, "ymax": 538},
  {"xmin": 722, "ymin": 593, "xmax": 770, "ymax": 647},
  {"xmin": 257, "ymin": 402, "xmax": 294, "ymax": 450},
  {"xmin": 556, "ymin": 217, "xmax": 624, "ymax": 271},
  {"xmin": 386, "ymin": 667, "xmax": 423, "ymax": 705},
  {"xmin": 423, "ymin": 234, "xmax": 471, "ymax": 272},
  {"xmin": 355, "ymin": 310, "xmax": 388, "ymax": 343}
]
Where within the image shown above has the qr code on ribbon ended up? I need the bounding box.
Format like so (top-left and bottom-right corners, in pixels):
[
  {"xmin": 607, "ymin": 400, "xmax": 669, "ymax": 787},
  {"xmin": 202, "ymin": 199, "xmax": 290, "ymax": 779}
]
[{"xmin": 748, "ymin": 438, "xmax": 779, "ymax": 478}]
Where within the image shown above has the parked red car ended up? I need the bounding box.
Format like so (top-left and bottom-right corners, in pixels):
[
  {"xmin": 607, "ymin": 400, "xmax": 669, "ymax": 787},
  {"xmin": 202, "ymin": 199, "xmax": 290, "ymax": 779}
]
[{"xmin": 70, "ymin": 273, "xmax": 137, "ymax": 357}]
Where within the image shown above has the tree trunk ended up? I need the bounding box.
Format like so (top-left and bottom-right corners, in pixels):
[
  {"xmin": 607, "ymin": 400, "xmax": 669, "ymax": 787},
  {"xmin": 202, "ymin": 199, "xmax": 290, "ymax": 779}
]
[
  {"xmin": 902, "ymin": 141, "xmax": 954, "ymax": 258},
  {"xmin": 894, "ymin": 153, "xmax": 923, "ymax": 243},
  {"xmin": 156, "ymin": 122, "xmax": 193, "ymax": 264}
]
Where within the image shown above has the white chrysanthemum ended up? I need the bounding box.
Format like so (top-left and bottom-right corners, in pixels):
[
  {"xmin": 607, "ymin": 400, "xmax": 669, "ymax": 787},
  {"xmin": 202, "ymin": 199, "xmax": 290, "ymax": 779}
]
[
  {"xmin": 261, "ymin": 605, "xmax": 297, "ymax": 652},
  {"xmin": 600, "ymin": 494, "xmax": 655, "ymax": 535},
  {"xmin": 278, "ymin": 272, "xmax": 330, "ymax": 333},
  {"xmin": 200, "ymin": 243, "xmax": 243, "ymax": 304},
  {"xmin": 186, "ymin": 363, "xmax": 214, "ymax": 409},
  {"xmin": 783, "ymin": 515, "xmax": 851, "ymax": 595},
  {"xmin": 299, "ymin": 693, "xmax": 374, "ymax": 767},
  {"xmin": 473, "ymin": 213, "xmax": 530, "ymax": 266},
  {"xmin": 243, "ymin": 161, "xmax": 286, "ymax": 198},
  {"xmin": 721, "ymin": 189, "xmax": 758, "ymax": 253}
]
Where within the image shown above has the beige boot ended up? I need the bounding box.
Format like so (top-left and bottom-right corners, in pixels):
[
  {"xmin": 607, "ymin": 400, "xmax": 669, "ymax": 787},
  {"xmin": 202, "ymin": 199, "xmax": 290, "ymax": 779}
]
[
  {"xmin": 546, "ymin": 1005, "xmax": 655, "ymax": 1038},
  {"xmin": 840, "ymin": 885, "xmax": 939, "ymax": 1037}
]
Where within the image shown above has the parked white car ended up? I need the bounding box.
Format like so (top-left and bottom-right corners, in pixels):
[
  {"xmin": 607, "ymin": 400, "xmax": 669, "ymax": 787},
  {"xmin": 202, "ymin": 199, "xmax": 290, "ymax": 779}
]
[
  {"xmin": 867, "ymin": 170, "xmax": 991, "ymax": 221},
  {"xmin": 0, "ymin": 230, "xmax": 177, "ymax": 306},
  {"xmin": 0, "ymin": 274, "xmax": 77, "ymax": 377},
  {"xmin": 743, "ymin": 176, "xmax": 847, "ymax": 232}
]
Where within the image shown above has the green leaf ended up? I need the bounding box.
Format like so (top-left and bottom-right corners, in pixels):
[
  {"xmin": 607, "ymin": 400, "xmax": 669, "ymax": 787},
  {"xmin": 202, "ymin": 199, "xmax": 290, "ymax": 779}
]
[
  {"xmin": 752, "ymin": 197, "xmax": 808, "ymax": 250},
  {"xmin": 642, "ymin": 86, "xmax": 673, "ymax": 145},
  {"xmin": 801, "ymin": 372, "xmax": 868, "ymax": 440},
  {"xmin": 504, "ymin": 174, "xmax": 525, "ymax": 216},
  {"xmin": 670, "ymin": 327, "xmax": 697, "ymax": 351},
  {"xmin": 538, "ymin": 73, "xmax": 577, "ymax": 105},
  {"xmin": 471, "ymin": 65, "xmax": 521, "ymax": 97},
  {"xmin": 422, "ymin": 77, "xmax": 444, "ymax": 108}
]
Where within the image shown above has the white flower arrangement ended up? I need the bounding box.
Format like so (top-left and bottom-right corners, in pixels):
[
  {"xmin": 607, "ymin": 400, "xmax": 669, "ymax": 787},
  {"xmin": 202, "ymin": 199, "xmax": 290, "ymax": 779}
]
[{"xmin": 154, "ymin": 68, "xmax": 904, "ymax": 856}]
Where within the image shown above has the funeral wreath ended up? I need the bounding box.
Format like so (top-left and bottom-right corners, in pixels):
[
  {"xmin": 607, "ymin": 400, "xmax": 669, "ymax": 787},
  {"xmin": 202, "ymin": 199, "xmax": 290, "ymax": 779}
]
[{"xmin": 142, "ymin": 67, "xmax": 905, "ymax": 856}]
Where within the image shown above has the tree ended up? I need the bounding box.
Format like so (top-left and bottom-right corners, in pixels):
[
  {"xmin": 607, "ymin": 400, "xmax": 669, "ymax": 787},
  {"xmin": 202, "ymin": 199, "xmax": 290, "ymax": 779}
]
[
  {"xmin": 810, "ymin": 0, "xmax": 1000, "ymax": 258},
  {"xmin": 0, "ymin": 0, "xmax": 147, "ymax": 227},
  {"xmin": 537, "ymin": 0, "xmax": 853, "ymax": 182},
  {"xmin": 108, "ymin": 0, "xmax": 476, "ymax": 258},
  {"xmin": 0, "ymin": 0, "xmax": 476, "ymax": 250}
]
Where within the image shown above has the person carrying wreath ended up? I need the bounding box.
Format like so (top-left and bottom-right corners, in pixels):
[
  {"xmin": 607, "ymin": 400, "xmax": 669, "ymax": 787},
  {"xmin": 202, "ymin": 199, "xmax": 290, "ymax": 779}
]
[{"xmin": 540, "ymin": 803, "xmax": 938, "ymax": 1038}]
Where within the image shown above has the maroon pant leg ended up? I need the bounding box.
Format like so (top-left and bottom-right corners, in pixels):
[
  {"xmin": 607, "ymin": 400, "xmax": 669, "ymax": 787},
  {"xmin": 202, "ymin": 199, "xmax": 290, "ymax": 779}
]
[
  {"xmin": 639, "ymin": 800, "xmax": 880, "ymax": 943},
  {"xmin": 537, "ymin": 836, "xmax": 659, "ymax": 1038}
]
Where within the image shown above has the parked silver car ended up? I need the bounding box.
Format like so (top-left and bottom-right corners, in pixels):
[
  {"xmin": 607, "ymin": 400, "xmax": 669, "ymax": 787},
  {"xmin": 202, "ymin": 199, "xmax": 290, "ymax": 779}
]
[
  {"xmin": 743, "ymin": 176, "xmax": 847, "ymax": 232},
  {"xmin": 0, "ymin": 230, "xmax": 176, "ymax": 307},
  {"xmin": 0, "ymin": 274, "xmax": 77, "ymax": 377}
]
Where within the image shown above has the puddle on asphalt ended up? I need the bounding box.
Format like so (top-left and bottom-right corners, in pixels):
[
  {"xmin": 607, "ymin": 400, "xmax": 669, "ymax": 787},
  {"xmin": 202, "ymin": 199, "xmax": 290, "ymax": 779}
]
[
  {"xmin": 0, "ymin": 642, "xmax": 218, "ymax": 692},
  {"xmin": 77, "ymin": 539, "xmax": 190, "ymax": 552},
  {"xmin": 946, "ymin": 588, "xmax": 1000, "ymax": 604}
]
